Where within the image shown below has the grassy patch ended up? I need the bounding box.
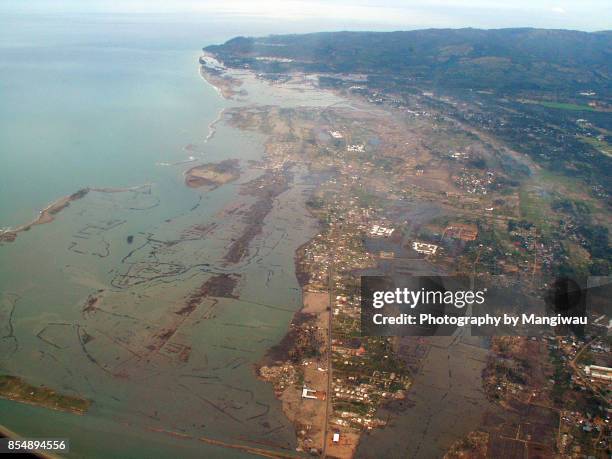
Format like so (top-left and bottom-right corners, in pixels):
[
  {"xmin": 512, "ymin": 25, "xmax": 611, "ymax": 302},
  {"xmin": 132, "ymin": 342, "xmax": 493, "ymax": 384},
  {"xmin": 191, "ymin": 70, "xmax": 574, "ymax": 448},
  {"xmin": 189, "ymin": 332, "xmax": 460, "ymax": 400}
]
[
  {"xmin": 518, "ymin": 99, "xmax": 601, "ymax": 112},
  {"xmin": 537, "ymin": 169, "xmax": 585, "ymax": 195},
  {"xmin": 518, "ymin": 186, "xmax": 549, "ymax": 229},
  {"xmin": 563, "ymin": 241, "xmax": 591, "ymax": 273},
  {"xmin": 0, "ymin": 374, "xmax": 91, "ymax": 414},
  {"xmin": 579, "ymin": 135, "xmax": 612, "ymax": 158}
]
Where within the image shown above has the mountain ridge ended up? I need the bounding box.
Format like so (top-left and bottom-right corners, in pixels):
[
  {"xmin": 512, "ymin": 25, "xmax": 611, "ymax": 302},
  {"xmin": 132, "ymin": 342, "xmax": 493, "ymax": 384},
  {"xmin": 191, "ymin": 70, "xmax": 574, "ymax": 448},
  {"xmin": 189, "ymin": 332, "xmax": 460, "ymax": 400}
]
[{"xmin": 205, "ymin": 28, "xmax": 612, "ymax": 93}]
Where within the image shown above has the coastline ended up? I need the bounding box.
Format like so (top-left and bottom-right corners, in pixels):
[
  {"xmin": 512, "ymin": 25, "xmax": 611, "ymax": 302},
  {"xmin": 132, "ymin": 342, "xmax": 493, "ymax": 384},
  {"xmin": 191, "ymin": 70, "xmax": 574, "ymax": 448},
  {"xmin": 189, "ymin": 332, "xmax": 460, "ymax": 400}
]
[
  {"xmin": 197, "ymin": 57, "xmax": 230, "ymax": 146},
  {"xmin": 200, "ymin": 54, "xmax": 362, "ymax": 455},
  {"xmin": 204, "ymin": 108, "xmax": 224, "ymax": 143},
  {"xmin": 198, "ymin": 59, "xmax": 223, "ymax": 97},
  {"xmin": 1, "ymin": 40, "xmax": 322, "ymax": 459},
  {"xmin": 255, "ymin": 287, "xmax": 331, "ymax": 455},
  {"xmin": 198, "ymin": 53, "xmax": 243, "ymax": 99},
  {"xmin": 0, "ymin": 189, "xmax": 89, "ymax": 243},
  {"xmin": 0, "ymin": 185, "xmax": 150, "ymax": 244},
  {"xmin": 183, "ymin": 159, "xmax": 241, "ymax": 189}
]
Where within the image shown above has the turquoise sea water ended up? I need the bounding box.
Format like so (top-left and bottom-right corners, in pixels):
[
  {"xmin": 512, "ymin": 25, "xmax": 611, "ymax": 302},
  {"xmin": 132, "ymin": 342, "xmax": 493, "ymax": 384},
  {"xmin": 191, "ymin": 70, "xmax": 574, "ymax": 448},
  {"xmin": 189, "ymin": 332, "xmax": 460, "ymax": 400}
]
[{"xmin": 0, "ymin": 13, "xmax": 228, "ymax": 227}]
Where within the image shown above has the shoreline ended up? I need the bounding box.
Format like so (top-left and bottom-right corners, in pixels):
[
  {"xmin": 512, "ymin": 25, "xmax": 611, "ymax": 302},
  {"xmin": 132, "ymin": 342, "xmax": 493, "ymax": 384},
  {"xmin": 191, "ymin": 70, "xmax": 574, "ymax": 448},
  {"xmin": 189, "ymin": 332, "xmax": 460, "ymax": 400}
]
[
  {"xmin": 205, "ymin": 108, "xmax": 225, "ymax": 143},
  {"xmin": 0, "ymin": 189, "xmax": 89, "ymax": 243},
  {"xmin": 0, "ymin": 184, "xmax": 150, "ymax": 244},
  {"xmin": 199, "ymin": 59, "xmax": 359, "ymax": 455},
  {"xmin": 183, "ymin": 159, "xmax": 241, "ymax": 189},
  {"xmin": 1, "ymin": 46, "xmax": 334, "ymax": 459},
  {"xmin": 198, "ymin": 53, "xmax": 243, "ymax": 99},
  {"xmin": 198, "ymin": 61, "xmax": 223, "ymax": 98},
  {"xmin": 255, "ymin": 287, "xmax": 331, "ymax": 455}
]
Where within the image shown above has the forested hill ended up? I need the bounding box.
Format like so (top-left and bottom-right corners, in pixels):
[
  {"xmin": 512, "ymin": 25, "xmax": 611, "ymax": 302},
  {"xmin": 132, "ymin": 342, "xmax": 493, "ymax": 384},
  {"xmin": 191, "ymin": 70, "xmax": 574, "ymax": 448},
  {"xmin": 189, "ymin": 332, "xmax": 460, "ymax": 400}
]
[{"xmin": 205, "ymin": 28, "xmax": 612, "ymax": 93}]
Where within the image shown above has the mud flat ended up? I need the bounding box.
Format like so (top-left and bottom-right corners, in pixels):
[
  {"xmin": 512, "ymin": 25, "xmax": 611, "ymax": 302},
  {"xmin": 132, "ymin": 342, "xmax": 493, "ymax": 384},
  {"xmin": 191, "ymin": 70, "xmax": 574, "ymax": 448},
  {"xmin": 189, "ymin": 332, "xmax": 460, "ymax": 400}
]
[
  {"xmin": 0, "ymin": 185, "xmax": 150, "ymax": 244},
  {"xmin": 0, "ymin": 188, "xmax": 89, "ymax": 243},
  {"xmin": 224, "ymin": 168, "xmax": 291, "ymax": 263},
  {"xmin": 177, "ymin": 273, "xmax": 241, "ymax": 316},
  {"xmin": 198, "ymin": 435, "xmax": 300, "ymax": 458},
  {"xmin": 184, "ymin": 159, "xmax": 240, "ymax": 189},
  {"xmin": 0, "ymin": 375, "xmax": 91, "ymax": 415}
]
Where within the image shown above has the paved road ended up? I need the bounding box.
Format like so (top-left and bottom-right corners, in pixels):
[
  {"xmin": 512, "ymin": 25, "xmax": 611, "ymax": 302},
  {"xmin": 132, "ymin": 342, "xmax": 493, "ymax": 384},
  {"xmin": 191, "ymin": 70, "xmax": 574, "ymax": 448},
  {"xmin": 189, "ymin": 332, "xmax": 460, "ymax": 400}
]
[{"xmin": 321, "ymin": 229, "xmax": 336, "ymax": 457}]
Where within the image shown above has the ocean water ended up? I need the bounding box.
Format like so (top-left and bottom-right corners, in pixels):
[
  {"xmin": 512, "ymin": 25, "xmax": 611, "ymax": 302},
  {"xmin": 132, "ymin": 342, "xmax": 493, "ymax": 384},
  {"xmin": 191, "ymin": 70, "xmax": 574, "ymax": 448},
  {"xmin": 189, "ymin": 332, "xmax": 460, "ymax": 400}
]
[
  {"xmin": 0, "ymin": 13, "xmax": 229, "ymax": 227},
  {"xmin": 0, "ymin": 12, "xmax": 334, "ymax": 458}
]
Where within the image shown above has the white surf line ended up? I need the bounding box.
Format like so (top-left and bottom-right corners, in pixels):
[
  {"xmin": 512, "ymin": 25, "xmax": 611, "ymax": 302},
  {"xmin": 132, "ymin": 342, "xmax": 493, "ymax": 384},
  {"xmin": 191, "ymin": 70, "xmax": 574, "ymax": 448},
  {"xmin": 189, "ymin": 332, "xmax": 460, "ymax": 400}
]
[
  {"xmin": 197, "ymin": 58, "xmax": 229, "ymax": 148},
  {"xmin": 205, "ymin": 108, "xmax": 225, "ymax": 144},
  {"xmin": 198, "ymin": 62, "xmax": 223, "ymax": 97},
  {"xmin": 155, "ymin": 59, "xmax": 226, "ymax": 168}
]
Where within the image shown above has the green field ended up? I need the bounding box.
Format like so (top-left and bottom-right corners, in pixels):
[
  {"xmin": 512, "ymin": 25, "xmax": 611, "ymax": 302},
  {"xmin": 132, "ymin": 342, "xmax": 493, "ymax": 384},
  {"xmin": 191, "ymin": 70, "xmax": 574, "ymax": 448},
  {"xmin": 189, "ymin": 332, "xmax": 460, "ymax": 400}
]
[
  {"xmin": 519, "ymin": 187, "xmax": 545, "ymax": 224},
  {"xmin": 519, "ymin": 99, "xmax": 600, "ymax": 112}
]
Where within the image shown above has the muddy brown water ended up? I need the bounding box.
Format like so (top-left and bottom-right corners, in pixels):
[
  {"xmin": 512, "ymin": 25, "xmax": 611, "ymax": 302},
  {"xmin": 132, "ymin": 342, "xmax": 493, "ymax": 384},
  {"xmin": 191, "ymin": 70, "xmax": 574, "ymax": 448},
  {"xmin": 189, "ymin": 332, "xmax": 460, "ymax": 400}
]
[{"xmin": 356, "ymin": 335, "xmax": 502, "ymax": 459}]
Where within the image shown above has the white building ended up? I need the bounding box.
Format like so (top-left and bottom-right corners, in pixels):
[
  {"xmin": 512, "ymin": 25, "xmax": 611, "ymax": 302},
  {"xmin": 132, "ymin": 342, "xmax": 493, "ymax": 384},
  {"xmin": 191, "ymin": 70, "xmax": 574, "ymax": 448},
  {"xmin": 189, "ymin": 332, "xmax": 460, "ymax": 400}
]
[
  {"xmin": 369, "ymin": 225, "xmax": 394, "ymax": 238},
  {"xmin": 585, "ymin": 365, "xmax": 612, "ymax": 382},
  {"xmin": 302, "ymin": 387, "xmax": 317, "ymax": 399},
  {"xmin": 412, "ymin": 241, "xmax": 438, "ymax": 255},
  {"xmin": 347, "ymin": 144, "xmax": 365, "ymax": 152}
]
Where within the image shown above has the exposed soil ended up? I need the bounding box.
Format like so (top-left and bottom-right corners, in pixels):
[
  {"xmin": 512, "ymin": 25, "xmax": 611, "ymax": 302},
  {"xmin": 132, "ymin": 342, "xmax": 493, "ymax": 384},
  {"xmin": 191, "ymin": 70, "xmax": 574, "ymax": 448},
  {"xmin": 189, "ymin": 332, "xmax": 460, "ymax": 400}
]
[
  {"xmin": 176, "ymin": 273, "xmax": 241, "ymax": 316},
  {"xmin": 185, "ymin": 159, "xmax": 240, "ymax": 189},
  {"xmin": 0, "ymin": 188, "xmax": 89, "ymax": 243},
  {"xmin": 224, "ymin": 169, "xmax": 291, "ymax": 263}
]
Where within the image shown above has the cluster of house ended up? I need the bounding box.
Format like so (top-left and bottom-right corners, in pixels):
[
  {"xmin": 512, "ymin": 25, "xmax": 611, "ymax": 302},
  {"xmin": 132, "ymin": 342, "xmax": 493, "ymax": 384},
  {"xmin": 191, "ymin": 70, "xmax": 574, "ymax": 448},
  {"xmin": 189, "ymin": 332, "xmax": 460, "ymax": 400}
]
[{"xmin": 455, "ymin": 169, "xmax": 495, "ymax": 195}]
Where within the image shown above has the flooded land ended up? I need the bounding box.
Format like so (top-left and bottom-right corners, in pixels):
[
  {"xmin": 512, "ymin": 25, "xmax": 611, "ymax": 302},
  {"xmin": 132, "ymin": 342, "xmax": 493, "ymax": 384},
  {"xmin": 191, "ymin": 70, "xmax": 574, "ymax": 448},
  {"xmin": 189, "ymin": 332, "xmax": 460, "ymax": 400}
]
[
  {"xmin": 3, "ymin": 22, "xmax": 607, "ymax": 459},
  {"xmin": 0, "ymin": 40, "xmax": 343, "ymax": 458},
  {"xmin": 196, "ymin": 55, "xmax": 502, "ymax": 457},
  {"xmin": 194, "ymin": 39, "xmax": 605, "ymax": 459},
  {"xmin": 355, "ymin": 336, "xmax": 502, "ymax": 458}
]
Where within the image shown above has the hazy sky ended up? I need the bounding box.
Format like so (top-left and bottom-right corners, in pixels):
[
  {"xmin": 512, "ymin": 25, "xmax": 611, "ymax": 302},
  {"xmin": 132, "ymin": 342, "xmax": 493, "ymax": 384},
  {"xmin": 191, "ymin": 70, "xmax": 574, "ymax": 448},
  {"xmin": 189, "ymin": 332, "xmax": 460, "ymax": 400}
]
[{"xmin": 2, "ymin": 0, "xmax": 611, "ymax": 31}]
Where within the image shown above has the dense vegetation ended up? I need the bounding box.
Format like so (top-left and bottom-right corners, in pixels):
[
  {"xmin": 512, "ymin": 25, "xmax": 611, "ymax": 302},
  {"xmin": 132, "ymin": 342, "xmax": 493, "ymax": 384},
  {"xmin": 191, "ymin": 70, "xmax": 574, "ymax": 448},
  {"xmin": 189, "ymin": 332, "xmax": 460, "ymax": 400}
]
[{"xmin": 206, "ymin": 28, "xmax": 612, "ymax": 93}]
